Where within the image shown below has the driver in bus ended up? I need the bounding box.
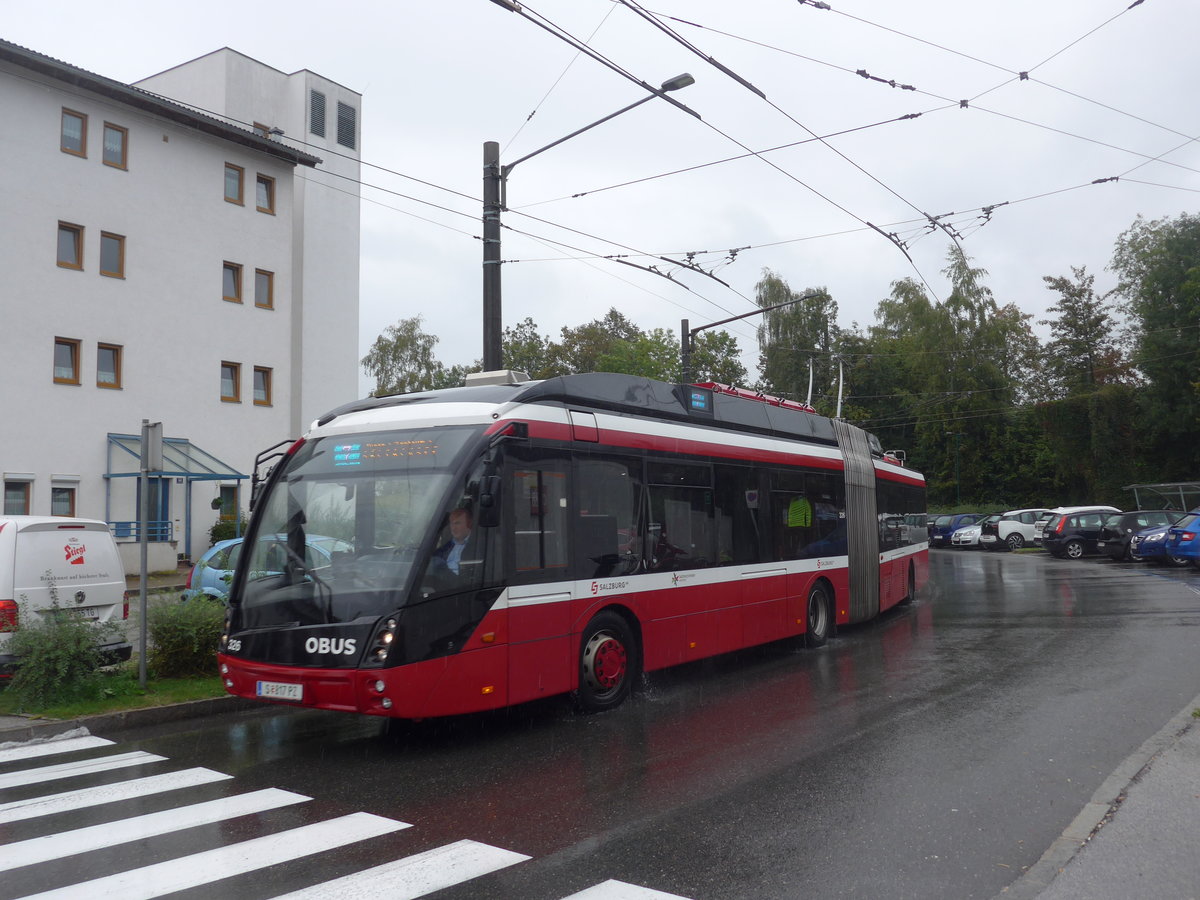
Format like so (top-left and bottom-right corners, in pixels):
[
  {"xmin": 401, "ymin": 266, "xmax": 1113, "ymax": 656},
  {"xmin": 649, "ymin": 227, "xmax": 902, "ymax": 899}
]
[{"xmin": 435, "ymin": 507, "xmax": 473, "ymax": 575}]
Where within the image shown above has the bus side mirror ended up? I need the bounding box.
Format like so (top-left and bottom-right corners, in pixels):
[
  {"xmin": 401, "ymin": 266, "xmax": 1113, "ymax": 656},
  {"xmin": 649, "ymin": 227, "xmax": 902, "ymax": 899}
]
[{"xmin": 477, "ymin": 475, "xmax": 502, "ymax": 528}]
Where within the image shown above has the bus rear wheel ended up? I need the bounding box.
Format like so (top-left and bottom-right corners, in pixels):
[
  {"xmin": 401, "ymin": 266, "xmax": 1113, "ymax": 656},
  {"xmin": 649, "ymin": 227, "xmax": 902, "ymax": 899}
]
[
  {"xmin": 575, "ymin": 612, "xmax": 638, "ymax": 713},
  {"xmin": 803, "ymin": 583, "xmax": 831, "ymax": 648}
]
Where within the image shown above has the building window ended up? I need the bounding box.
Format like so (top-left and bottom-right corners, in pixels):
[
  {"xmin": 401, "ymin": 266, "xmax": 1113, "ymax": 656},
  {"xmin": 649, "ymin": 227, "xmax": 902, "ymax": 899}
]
[
  {"xmin": 57, "ymin": 222, "xmax": 83, "ymax": 269},
  {"xmin": 100, "ymin": 232, "xmax": 125, "ymax": 278},
  {"xmin": 256, "ymin": 174, "xmax": 275, "ymax": 214},
  {"xmin": 97, "ymin": 343, "xmax": 122, "ymax": 389},
  {"xmin": 4, "ymin": 481, "xmax": 31, "ymax": 515},
  {"xmin": 102, "ymin": 123, "xmax": 128, "ymax": 169},
  {"xmin": 61, "ymin": 108, "xmax": 87, "ymax": 156},
  {"xmin": 310, "ymin": 90, "xmax": 326, "ymax": 137},
  {"xmin": 224, "ymin": 163, "xmax": 244, "ymax": 204},
  {"xmin": 54, "ymin": 338, "xmax": 81, "ymax": 385},
  {"xmin": 223, "ymin": 262, "xmax": 242, "ymax": 302},
  {"xmin": 336, "ymin": 101, "xmax": 356, "ymax": 149},
  {"xmin": 254, "ymin": 269, "xmax": 274, "ymax": 309},
  {"xmin": 51, "ymin": 487, "xmax": 76, "ymax": 517},
  {"xmin": 221, "ymin": 362, "xmax": 241, "ymax": 402},
  {"xmin": 253, "ymin": 367, "xmax": 273, "ymax": 406}
]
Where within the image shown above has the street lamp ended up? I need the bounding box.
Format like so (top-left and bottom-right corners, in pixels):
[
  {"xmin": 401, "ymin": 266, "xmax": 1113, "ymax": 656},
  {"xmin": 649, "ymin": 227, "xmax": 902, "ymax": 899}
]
[
  {"xmin": 945, "ymin": 431, "xmax": 964, "ymax": 506},
  {"xmin": 482, "ymin": 73, "xmax": 697, "ymax": 371}
]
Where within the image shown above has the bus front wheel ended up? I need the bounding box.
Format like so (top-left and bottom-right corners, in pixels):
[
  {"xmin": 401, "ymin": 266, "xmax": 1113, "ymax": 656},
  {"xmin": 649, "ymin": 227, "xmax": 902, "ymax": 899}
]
[
  {"xmin": 575, "ymin": 611, "xmax": 637, "ymax": 713},
  {"xmin": 804, "ymin": 583, "xmax": 831, "ymax": 648}
]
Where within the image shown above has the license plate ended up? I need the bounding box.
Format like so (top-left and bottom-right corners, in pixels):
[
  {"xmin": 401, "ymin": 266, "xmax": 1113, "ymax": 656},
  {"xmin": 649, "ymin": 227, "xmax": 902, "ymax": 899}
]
[{"xmin": 256, "ymin": 680, "xmax": 303, "ymax": 702}]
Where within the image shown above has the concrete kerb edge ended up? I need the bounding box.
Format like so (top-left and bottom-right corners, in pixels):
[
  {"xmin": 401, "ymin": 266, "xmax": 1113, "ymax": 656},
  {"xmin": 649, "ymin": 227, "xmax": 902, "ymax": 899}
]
[
  {"xmin": 995, "ymin": 691, "xmax": 1200, "ymax": 899},
  {"xmin": 0, "ymin": 695, "xmax": 260, "ymax": 747}
]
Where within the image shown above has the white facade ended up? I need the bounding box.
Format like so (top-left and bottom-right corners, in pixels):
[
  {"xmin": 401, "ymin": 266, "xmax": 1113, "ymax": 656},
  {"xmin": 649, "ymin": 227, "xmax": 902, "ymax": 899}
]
[
  {"xmin": 0, "ymin": 41, "xmax": 361, "ymax": 572},
  {"xmin": 136, "ymin": 49, "xmax": 362, "ymax": 433}
]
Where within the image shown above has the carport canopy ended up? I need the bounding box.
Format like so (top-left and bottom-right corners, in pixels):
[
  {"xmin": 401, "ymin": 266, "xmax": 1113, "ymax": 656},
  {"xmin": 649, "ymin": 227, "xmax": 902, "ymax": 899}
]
[
  {"xmin": 1122, "ymin": 482, "xmax": 1200, "ymax": 512},
  {"xmin": 106, "ymin": 433, "xmax": 247, "ymax": 481}
]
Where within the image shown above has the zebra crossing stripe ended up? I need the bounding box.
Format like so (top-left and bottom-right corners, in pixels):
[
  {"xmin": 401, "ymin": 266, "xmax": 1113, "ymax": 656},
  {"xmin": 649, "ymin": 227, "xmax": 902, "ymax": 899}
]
[
  {"xmin": 270, "ymin": 838, "xmax": 531, "ymax": 899},
  {"xmin": 0, "ymin": 788, "xmax": 310, "ymax": 873},
  {"xmin": 0, "ymin": 752, "xmax": 164, "ymax": 790},
  {"xmin": 19, "ymin": 811, "xmax": 411, "ymax": 900},
  {"xmin": 560, "ymin": 880, "xmax": 694, "ymax": 899},
  {"xmin": 0, "ymin": 768, "xmax": 233, "ymax": 826},
  {"xmin": 0, "ymin": 737, "xmax": 115, "ymax": 764}
]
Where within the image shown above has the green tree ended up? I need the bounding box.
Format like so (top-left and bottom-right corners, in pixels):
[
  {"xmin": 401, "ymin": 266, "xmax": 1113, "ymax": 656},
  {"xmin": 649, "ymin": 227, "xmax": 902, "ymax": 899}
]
[
  {"xmin": 1039, "ymin": 266, "xmax": 1127, "ymax": 398},
  {"xmin": 690, "ymin": 330, "xmax": 748, "ymax": 385},
  {"xmin": 754, "ymin": 270, "xmax": 839, "ymax": 405},
  {"xmin": 502, "ymin": 317, "xmax": 560, "ymax": 379},
  {"xmin": 1110, "ymin": 213, "xmax": 1200, "ymax": 478},
  {"xmin": 361, "ymin": 316, "xmax": 475, "ymax": 395},
  {"xmin": 551, "ymin": 309, "xmax": 643, "ymax": 374}
]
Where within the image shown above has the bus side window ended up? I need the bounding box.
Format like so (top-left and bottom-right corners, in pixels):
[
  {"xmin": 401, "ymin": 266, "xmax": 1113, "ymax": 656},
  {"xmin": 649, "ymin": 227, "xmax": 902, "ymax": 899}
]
[
  {"xmin": 645, "ymin": 461, "xmax": 714, "ymax": 572},
  {"xmin": 574, "ymin": 457, "xmax": 642, "ymax": 578},
  {"xmin": 509, "ymin": 465, "xmax": 569, "ymax": 582},
  {"xmin": 714, "ymin": 464, "xmax": 761, "ymax": 565}
]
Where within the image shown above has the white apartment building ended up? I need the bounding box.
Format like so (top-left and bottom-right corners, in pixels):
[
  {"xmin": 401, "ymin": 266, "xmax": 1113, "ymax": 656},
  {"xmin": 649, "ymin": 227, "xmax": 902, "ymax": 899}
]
[{"xmin": 0, "ymin": 39, "xmax": 362, "ymax": 572}]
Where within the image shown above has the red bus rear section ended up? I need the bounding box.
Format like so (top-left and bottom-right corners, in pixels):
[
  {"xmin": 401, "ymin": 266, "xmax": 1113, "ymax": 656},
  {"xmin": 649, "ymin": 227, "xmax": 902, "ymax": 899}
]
[{"xmin": 218, "ymin": 373, "xmax": 927, "ymax": 719}]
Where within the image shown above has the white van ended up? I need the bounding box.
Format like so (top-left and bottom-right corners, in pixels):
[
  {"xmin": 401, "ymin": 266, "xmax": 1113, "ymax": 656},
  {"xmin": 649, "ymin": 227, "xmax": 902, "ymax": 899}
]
[{"xmin": 0, "ymin": 516, "xmax": 131, "ymax": 677}]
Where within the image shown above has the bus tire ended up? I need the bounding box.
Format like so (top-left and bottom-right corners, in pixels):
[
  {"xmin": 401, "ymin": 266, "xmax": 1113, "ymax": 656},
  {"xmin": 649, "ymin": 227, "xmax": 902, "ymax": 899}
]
[
  {"xmin": 900, "ymin": 565, "xmax": 916, "ymax": 605},
  {"xmin": 803, "ymin": 583, "xmax": 832, "ymax": 648},
  {"xmin": 574, "ymin": 611, "xmax": 637, "ymax": 713}
]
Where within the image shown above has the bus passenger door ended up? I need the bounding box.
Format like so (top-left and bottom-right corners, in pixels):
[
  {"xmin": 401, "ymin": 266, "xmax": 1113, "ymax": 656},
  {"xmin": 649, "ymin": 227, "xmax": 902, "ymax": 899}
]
[{"xmin": 503, "ymin": 453, "xmax": 574, "ymax": 705}]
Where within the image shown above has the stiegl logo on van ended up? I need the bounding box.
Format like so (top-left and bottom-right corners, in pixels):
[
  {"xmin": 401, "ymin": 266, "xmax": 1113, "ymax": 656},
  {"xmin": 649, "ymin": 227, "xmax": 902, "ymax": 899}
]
[
  {"xmin": 64, "ymin": 540, "xmax": 86, "ymax": 565},
  {"xmin": 304, "ymin": 637, "xmax": 357, "ymax": 656}
]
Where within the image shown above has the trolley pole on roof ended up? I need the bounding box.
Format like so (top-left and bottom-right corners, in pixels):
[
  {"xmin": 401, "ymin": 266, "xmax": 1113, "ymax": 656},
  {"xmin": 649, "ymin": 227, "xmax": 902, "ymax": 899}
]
[
  {"xmin": 680, "ymin": 291, "xmax": 823, "ymax": 385},
  {"xmin": 481, "ymin": 74, "xmax": 698, "ymax": 371}
]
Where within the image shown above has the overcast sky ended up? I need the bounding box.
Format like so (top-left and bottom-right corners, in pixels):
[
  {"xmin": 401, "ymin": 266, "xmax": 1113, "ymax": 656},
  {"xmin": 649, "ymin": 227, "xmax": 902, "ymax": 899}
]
[{"xmin": 10, "ymin": 1, "xmax": 1199, "ymax": 396}]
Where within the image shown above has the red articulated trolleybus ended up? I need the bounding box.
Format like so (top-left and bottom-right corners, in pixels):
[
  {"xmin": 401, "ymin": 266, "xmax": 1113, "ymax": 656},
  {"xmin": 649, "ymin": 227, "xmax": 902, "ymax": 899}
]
[{"xmin": 218, "ymin": 372, "xmax": 928, "ymax": 719}]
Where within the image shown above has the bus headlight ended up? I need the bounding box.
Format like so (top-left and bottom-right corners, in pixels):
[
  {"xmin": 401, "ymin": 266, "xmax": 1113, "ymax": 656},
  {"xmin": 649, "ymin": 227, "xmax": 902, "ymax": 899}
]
[{"xmin": 362, "ymin": 616, "xmax": 401, "ymax": 668}]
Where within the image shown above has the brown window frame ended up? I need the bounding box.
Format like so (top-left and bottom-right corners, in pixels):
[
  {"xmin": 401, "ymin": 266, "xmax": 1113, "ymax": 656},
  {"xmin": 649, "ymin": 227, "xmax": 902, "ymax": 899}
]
[
  {"xmin": 4, "ymin": 481, "xmax": 31, "ymax": 516},
  {"xmin": 221, "ymin": 361, "xmax": 241, "ymax": 403},
  {"xmin": 224, "ymin": 163, "xmax": 244, "ymax": 205},
  {"xmin": 254, "ymin": 269, "xmax": 274, "ymax": 309},
  {"xmin": 51, "ymin": 486, "xmax": 77, "ymax": 517},
  {"xmin": 54, "ymin": 337, "xmax": 82, "ymax": 385},
  {"xmin": 61, "ymin": 108, "xmax": 87, "ymax": 157},
  {"xmin": 57, "ymin": 222, "xmax": 84, "ymax": 270},
  {"xmin": 223, "ymin": 262, "xmax": 243, "ymax": 303},
  {"xmin": 255, "ymin": 174, "xmax": 275, "ymax": 214},
  {"xmin": 97, "ymin": 343, "xmax": 123, "ymax": 389},
  {"xmin": 99, "ymin": 232, "xmax": 125, "ymax": 278},
  {"xmin": 102, "ymin": 122, "xmax": 128, "ymax": 169},
  {"xmin": 253, "ymin": 366, "xmax": 273, "ymax": 407}
]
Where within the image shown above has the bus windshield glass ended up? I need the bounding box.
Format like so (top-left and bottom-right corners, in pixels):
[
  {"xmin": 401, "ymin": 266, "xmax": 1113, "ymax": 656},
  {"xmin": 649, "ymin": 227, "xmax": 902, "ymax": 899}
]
[{"xmin": 236, "ymin": 426, "xmax": 481, "ymax": 628}]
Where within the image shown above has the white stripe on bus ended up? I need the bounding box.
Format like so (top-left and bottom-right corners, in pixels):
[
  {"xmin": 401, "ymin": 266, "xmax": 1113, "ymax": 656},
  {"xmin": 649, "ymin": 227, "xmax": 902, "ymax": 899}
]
[
  {"xmin": 0, "ymin": 788, "xmax": 309, "ymax": 873},
  {"xmin": 559, "ymin": 880, "xmax": 694, "ymax": 899},
  {"xmin": 20, "ymin": 812, "xmax": 410, "ymax": 900},
  {"xmin": 0, "ymin": 768, "xmax": 232, "ymax": 825},
  {"xmin": 0, "ymin": 736, "xmax": 114, "ymax": 764},
  {"xmin": 0, "ymin": 752, "xmax": 165, "ymax": 790},
  {"xmin": 270, "ymin": 838, "xmax": 530, "ymax": 899}
]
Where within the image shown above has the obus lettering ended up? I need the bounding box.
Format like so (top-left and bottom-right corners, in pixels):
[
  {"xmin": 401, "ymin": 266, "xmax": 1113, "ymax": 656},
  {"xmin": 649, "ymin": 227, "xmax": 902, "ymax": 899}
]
[{"xmin": 304, "ymin": 637, "xmax": 358, "ymax": 656}]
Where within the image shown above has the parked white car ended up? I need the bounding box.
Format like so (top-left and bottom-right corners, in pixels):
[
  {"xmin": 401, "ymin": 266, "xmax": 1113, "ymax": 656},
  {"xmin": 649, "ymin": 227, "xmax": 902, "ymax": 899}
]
[{"xmin": 980, "ymin": 508, "xmax": 1054, "ymax": 551}]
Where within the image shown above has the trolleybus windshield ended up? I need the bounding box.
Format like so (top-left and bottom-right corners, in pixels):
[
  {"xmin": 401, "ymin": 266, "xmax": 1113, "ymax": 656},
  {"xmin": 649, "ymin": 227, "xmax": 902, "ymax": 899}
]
[{"xmin": 237, "ymin": 426, "xmax": 481, "ymax": 628}]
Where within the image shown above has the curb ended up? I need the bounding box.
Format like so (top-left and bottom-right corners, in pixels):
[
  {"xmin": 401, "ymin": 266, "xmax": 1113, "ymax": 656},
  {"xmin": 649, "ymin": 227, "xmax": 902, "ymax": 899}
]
[
  {"xmin": 994, "ymin": 691, "xmax": 1200, "ymax": 899},
  {"xmin": 0, "ymin": 695, "xmax": 261, "ymax": 746}
]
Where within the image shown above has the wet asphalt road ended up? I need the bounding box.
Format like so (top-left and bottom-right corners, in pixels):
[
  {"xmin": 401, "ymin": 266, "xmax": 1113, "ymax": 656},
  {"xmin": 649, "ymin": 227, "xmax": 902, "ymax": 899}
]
[{"xmin": 5, "ymin": 550, "xmax": 1200, "ymax": 899}]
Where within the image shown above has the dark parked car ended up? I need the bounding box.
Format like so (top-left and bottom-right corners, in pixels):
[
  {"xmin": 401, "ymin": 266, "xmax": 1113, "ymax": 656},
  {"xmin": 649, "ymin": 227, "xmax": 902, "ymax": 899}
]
[
  {"xmin": 929, "ymin": 513, "xmax": 984, "ymax": 548},
  {"xmin": 1041, "ymin": 507, "xmax": 1121, "ymax": 559},
  {"xmin": 1096, "ymin": 510, "xmax": 1178, "ymax": 561}
]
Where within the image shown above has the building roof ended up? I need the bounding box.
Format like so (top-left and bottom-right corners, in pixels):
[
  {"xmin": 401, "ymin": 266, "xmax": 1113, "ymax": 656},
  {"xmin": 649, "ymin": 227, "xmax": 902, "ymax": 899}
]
[{"xmin": 0, "ymin": 38, "xmax": 321, "ymax": 168}]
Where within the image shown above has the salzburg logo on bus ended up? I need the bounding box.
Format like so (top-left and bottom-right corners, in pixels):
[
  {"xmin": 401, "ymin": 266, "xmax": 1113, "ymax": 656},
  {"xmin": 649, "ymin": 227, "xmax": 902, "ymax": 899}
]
[
  {"xmin": 64, "ymin": 542, "xmax": 86, "ymax": 565},
  {"xmin": 304, "ymin": 637, "xmax": 357, "ymax": 656}
]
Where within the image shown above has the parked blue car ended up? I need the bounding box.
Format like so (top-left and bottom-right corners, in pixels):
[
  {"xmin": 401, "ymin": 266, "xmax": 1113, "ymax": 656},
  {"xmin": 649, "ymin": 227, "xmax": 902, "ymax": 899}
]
[
  {"xmin": 1129, "ymin": 510, "xmax": 1199, "ymax": 567},
  {"xmin": 183, "ymin": 534, "xmax": 353, "ymax": 600},
  {"xmin": 1165, "ymin": 512, "xmax": 1200, "ymax": 566}
]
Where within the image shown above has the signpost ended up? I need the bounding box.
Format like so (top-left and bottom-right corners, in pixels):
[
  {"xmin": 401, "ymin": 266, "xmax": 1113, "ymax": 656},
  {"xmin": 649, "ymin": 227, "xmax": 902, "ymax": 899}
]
[{"xmin": 138, "ymin": 420, "xmax": 162, "ymax": 687}]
